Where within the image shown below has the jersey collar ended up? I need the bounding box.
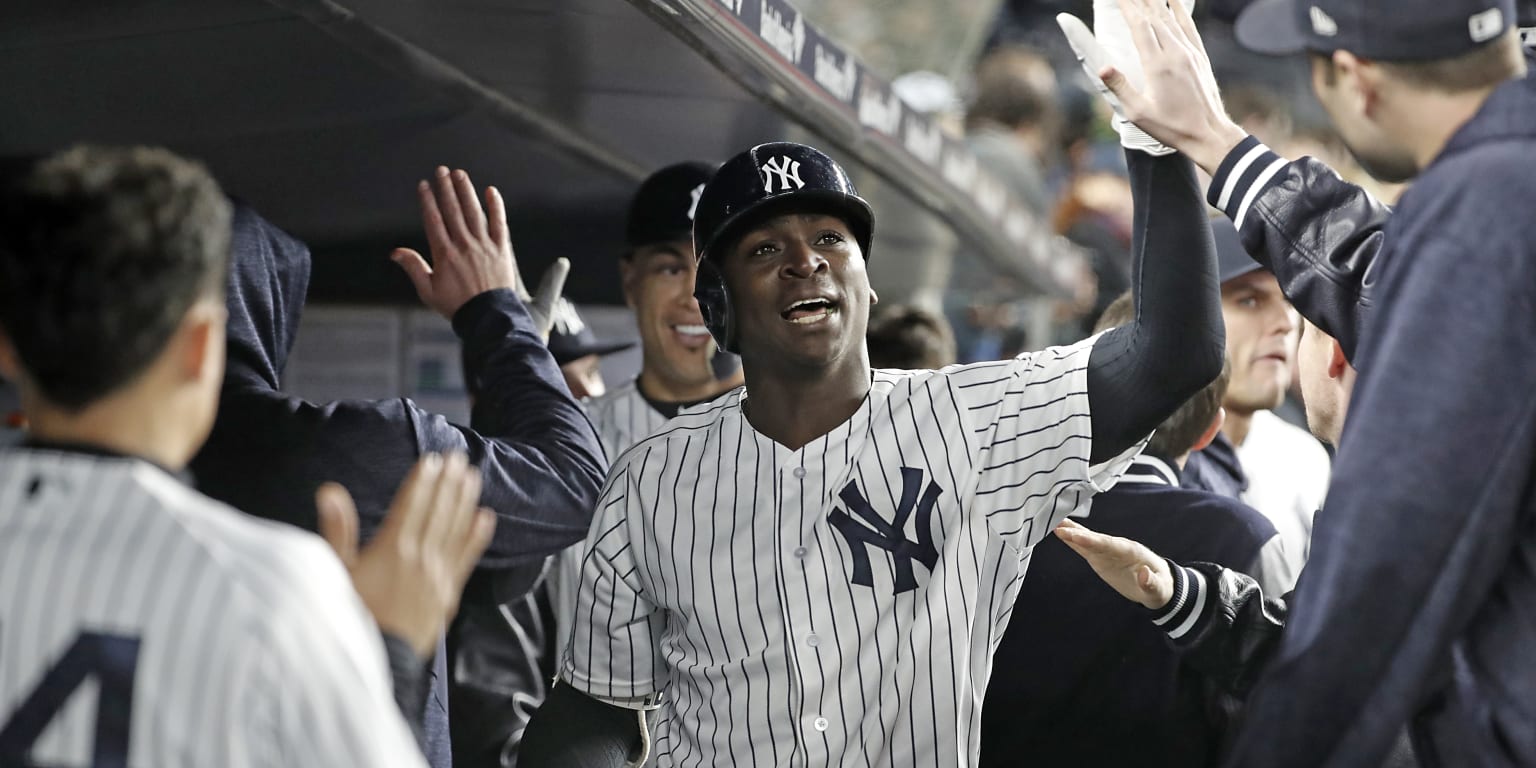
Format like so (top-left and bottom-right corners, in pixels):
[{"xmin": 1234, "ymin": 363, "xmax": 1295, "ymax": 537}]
[{"xmin": 1118, "ymin": 454, "xmax": 1180, "ymax": 487}]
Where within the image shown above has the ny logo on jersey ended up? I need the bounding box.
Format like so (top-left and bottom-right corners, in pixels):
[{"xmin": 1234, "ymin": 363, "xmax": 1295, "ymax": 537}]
[
  {"xmin": 760, "ymin": 156, "xmax": 804, "ymax": 193},
  {"xmin": 828, "ymin": 467, "xmax": 941, "ymax": 595}
]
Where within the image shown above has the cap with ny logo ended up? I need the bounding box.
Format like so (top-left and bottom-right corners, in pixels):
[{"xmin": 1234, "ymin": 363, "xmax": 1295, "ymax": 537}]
[{"xmin": 1236, "ymin": 0, "xmax": 1515, "ymax": 60}]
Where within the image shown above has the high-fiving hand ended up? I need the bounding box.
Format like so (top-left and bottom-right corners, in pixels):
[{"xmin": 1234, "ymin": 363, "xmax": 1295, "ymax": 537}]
[
  {"xmin": 393, "ymin": 167, "xmax": 570, "ymax": 339},
  {"xmin": 317, "ymin": 452, "xmax": 496, "ymax": 657},
  {"xmin": 1054, "ymin": 517, "xmax": 1175, "ymax": 610},
  {"xmin": 1057, "ymin": 0, "xmax": 1249, "ymax": 171}
]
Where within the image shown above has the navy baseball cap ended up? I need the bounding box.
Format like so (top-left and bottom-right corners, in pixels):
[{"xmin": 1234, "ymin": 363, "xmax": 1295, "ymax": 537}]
[
  {"xmin": 1213, "ymin": 218, "xmax": 1267, "ymax": 284},
  {"xmin": 625, "ymin": 162, "xmax": 715, "ymax": 249},
  {"xmin": 546, "ymin": 299, "xmax": 635, "ymax": 366},
  {"xmin": 1235, "ymin": 0, "xmax": 1514, "ymax": 60}
]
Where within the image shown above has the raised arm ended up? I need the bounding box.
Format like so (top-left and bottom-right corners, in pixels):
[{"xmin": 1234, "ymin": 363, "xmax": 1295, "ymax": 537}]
[
  {"xmin": 1084, "ymin": 147, "xmax": 1225, "ymax": 462},
  {"xmin": 393, "ymin": 169, "xmax": 607, "ymax": 571},
  {"xmin": 1061, "ymin": 0, "xmax": 1225, "ymax": 463},
  {"xmin": 1204, "ymin": 139, "xmax": 1389, "ymax": 361},
  {"xmin": 1075, "ymin": 0, "xmax": 1390, "ymax": 361}
]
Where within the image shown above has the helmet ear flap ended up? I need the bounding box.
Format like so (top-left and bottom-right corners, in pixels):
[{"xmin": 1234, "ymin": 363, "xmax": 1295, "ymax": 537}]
[{"xmin": 693, "ymin": 258, "xmax": 737, "ymax": 354}]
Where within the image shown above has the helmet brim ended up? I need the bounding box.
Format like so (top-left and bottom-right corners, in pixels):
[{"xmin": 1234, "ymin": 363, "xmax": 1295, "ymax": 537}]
[{"xmin": 696, "ymin": 190, "xmax": 875, "ymax": 266}]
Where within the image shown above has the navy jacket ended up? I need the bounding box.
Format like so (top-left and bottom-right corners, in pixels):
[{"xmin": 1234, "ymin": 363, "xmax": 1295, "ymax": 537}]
[
  {"xmin": 1219, "ymin": 73, "xmax": 1536, "ymax": 767},
  {"xmin": 191, "ymin": 204, "xmax": 606, "ymax": 767},
  {"xmin": 1182, "ymin": 431, "xmax": 1248, "ymax": 500},
  {"xmin": 981, "ymin": 455, "xmax": 1281, "ymax": 767}
]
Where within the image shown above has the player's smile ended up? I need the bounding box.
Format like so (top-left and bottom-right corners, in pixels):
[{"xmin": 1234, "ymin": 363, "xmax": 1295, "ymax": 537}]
[{"xmin": 781, "ymin": 295, "xmax": 840, "ymax": 325}]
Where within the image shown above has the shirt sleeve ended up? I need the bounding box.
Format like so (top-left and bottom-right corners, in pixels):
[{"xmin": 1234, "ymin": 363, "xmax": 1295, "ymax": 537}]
[
  {"xmin": 558, "ymin": 463, "xmax": 666, "ymax": 710},
  {"xmin": 945, "ymin": 334, "xmax": 1145, "ymax": 552},
  {"xmin": 1223, "ymin": 234, "xmax": 1536, "ymax": 766},
  {"xmin": 259, "ymin": 537, "xmax": 428, "ymax": 768},
  {"xmin": 1207, "ymin": 136, "xmax": 1391, "ymax": 362}
]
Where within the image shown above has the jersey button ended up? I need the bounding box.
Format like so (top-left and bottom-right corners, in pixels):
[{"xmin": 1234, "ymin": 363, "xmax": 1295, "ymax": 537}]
[
  {"xmin": 806, "ymin": 633, "xmax": 820, "ymax": 647},
  {"xmin": 813, "ymin": 717, "xmax": 829, "ymax": 732},
  {"xmin": 793, "ymin": 546, "xmax": 808, "ymax": 558},
  {"xmin": 792, "ymin": 466, "xmax": 806, "ymax": 479}
]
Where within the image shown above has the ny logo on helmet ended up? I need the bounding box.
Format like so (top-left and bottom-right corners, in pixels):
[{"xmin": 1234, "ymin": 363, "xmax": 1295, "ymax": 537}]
[
  {"xmin": 760, "ymin": 156, "xmax": 805, "ymax": 193},
  {"xmin": 687, "ymin": 183, "xmax": 705, "ymax": 221},
  {"xmin": 828, "ymin": 468, "xmax": 941, "ymax": 595}
]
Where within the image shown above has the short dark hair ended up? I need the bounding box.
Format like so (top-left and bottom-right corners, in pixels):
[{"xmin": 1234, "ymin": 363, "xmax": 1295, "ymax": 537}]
[
  {"xmin": 1095, "ymin": 291, "xmax": 1229, "ymax": 458},
  {"xmin": 966, "ymin": 46, "xmax": 1059, "ymax": 132},
  {"xmin": 867, "ymin": 304, "xmax": 957, "ymax": 370},
  {"xmin": 0, "ymin": 146, "xmax": 231, "ymax": 409},
  {"xmin": 1312, "ymin": 31, "xmax": 1524, "ymax": 92}
]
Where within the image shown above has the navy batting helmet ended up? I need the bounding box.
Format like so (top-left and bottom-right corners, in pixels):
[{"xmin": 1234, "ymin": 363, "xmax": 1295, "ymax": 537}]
[{"xmin": 691, "ymin": 142, "xmax": 874, "ymax": 352}]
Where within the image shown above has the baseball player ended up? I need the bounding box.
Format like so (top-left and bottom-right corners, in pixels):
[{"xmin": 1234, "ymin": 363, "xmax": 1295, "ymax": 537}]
[
  {"xmin": 522, "ymin": 135, "xmax": 1225, "ymax": 765},
  {"xmin": 1060, "ymin": 0, "xmax": 1536, "ymax": 763},
  {"xmin": 584, "ymin": 161, "xmax": 746, "ymax": 457},
  {"xmin": 546, "ymin": 162, "xmax": 746, "ymax": 654},
  {"xmin": 191, "ymin": 167, "xmax": 607, "ymax": 764},
  {"xmin": 0, "ymin": 146, "xmax": 489, "ymax": 767}
]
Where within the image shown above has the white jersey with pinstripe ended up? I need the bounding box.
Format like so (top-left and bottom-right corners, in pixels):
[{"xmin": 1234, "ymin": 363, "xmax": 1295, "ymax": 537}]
[
  {"xmin": 551, "ymin": 379, "xmax": 675, "ymax": 653},
  {"xmin": 560, "ymin": 335, "xmax": 1143, "ymax": 767},
  {"xmin": 586, "ymin": 378, "xmax": 674, "ymax": 461},
  {"xmin": 0, "ymin": 447, "xmax": 426, "ymax": 768}
]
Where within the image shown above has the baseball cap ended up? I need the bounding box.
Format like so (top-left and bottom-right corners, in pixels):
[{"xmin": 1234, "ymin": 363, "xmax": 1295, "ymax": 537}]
[
  {"xmin": 1235, "ymin": 0, "xmax": 1514, "ymax": 60},
  {"xmin": 625, "ymin": 162, "xmax": 715, "ymax": 249},
  {"xmin": 1213, "ymin": 218, "xmax": 1266, "ymax": 284},
  {"xmin": 545, "ymin": 299, "xmax": 635, "ymax": 366}
]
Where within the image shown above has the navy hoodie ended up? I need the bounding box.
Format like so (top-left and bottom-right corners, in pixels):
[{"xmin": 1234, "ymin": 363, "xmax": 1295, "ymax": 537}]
[
  {"xmin": 191, "ymin": 204, "xmax": 606, "ymax": 767},
  {"xmin": 1223, "ymin": 73, "xmax": 1536, "ymax": 768}
]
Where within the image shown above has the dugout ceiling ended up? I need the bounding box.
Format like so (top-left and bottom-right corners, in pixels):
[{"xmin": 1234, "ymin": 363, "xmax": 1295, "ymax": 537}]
[{"xmin": 0, "ymin": 0, "xmax": 1085, "ymax": 305}]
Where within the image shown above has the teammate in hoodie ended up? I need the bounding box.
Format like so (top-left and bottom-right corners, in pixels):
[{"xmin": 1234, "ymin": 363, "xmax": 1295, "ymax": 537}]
[
  {"xmin": 190, "ymin": 168, "xmax": 607, "ymax": 766},
  {"xmin": 0, "ymin": 145, "xmax": 491, "ymax": 768},
  {"xmin": 1058, "ymin": 0, "xmax": 1536, "ymax": 762}
]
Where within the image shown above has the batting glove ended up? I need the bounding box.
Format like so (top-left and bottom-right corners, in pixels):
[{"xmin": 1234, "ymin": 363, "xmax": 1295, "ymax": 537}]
[{"xmin": 1057, "ymin": 0, "xmax": 1195, "ymax": 156}]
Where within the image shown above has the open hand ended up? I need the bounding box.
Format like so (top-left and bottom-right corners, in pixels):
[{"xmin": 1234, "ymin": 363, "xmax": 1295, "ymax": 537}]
[
  {"xmin": 1054, "ymin": 517, "xmax": 1174, "ymax": 610},
  {"xmin": 317, "ymin": 452, "xmax": 496, "ymax": 656},
  {"xmin": 393, "ymin": 167, "xmax": 568, "ymax": 337},
  {"xmin": 1062, "ymin": 0, "xmax": 1248, "ymax": 171}
]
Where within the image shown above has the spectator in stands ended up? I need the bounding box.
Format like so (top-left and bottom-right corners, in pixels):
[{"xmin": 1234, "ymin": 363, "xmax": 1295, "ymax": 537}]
[{"xmin": 948, "ymin": 45, "xmax": 1068, "ymax": 361}]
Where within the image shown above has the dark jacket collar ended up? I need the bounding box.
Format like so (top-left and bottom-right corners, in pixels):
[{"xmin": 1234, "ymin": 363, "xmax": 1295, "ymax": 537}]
[{"xmin": 1435, "ymin": 72, "xmax": 1536, "ymax": 165}]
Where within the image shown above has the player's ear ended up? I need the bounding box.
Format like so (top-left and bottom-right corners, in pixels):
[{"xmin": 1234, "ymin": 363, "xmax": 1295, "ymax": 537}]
[
  {"xmin": 1328, "ymin": 339, "xmax": 1349, "ymax": 380},
  {"xmin": 1335, "ymin": 51, "xmax": 1378, "ymax": 116},
  {"xmin": 1191, "ymin": 407, "xmax": 1226, "ymax": 453},
  {"xmin": 177, "ymin": 300, "xmax": 228, "ymax": 386}
]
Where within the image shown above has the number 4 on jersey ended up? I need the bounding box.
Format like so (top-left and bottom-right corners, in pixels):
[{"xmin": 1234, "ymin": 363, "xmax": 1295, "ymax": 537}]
[{"xmin": 0, "ymin": 632, "xmax": 140, "ymax": 768}]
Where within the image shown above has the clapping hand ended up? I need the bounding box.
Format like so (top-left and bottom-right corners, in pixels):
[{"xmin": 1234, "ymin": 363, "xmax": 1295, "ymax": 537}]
[{"xmin": 317, "ymin": 452, "xmax": 496, "ymax": 656}]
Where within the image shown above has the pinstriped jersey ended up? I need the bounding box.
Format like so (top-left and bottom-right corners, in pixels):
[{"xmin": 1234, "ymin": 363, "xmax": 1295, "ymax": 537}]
[
  {"xmin": 553, "ymin": 379, "xmax": 675, "ymax": 655},
  {"xmin": 553, "ymin": 379, "xmax": 746, "ymax": 654},
  {"xmin": 0, "ymin": 448, "xmax": 426, "ymax": 768},
  {"xmin": 560, "ymin": 336, "xmax": 1143, "ymax": 767},
  {"xmin": 584, "ymin": 379, "xmax": 673, "ymax": 462}
]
